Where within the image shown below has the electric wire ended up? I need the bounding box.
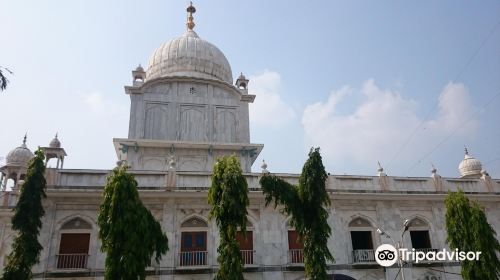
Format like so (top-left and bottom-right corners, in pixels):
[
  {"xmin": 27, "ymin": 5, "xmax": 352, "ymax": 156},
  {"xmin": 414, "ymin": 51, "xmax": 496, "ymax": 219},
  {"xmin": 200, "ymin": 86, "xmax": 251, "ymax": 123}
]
[
  {"xmin": 392, "ymin": 266, "xmax": 402, "ymax": 280},
  {"xmin": 484, "ymin": 156, "xmax": 500, "ymax": 166},
  {"xmin": 404, "ymin": 90, "xmax": 500, "ymax": 175},
  {"xmin": 385, "ymin": 18, "xmax": 500, "ymax": 172}
]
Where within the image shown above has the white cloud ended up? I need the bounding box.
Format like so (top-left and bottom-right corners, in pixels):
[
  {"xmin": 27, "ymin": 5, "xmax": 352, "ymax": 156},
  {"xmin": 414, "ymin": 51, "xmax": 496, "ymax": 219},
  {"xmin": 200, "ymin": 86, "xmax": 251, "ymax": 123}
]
[
  {"xmin": 302, "ymin": 79, "xmax": 478, "ymax": 174},
  {"xmin": 82, "ymin": 91, "xmax": 126, "ymax": 117},
  {"xmin": 84, "ymin": 92, "xmax": 105, "ymax": 112},
  {"xmin": 249, "ymin": 70, "xmax": 295, "ymax": 127}
]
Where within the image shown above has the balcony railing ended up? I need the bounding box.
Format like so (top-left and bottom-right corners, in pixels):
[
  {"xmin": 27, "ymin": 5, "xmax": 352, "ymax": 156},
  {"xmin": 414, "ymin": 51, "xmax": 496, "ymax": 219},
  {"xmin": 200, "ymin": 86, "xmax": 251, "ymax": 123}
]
[
  {"xmin": 179, "ymin": 251, "xmax": 207, "ymax": 266},
  {"xmin": 240, "ymin": 250, "xmax": 254, "ymax": 265},
  {"xmin": 352, "ymin": 249, "xmax": 376, "ymax": 263},
  {"xmin": 56, "ymin": 254, "xmax": 89, "ymax": 269},
  {"xmin": 288, "ymin": 249, "xmax": 304, "ymax": 264}
]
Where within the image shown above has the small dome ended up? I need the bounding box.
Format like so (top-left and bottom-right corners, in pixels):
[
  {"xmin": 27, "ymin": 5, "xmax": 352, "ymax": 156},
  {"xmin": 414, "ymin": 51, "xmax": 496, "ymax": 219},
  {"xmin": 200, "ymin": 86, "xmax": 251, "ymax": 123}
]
[
  {"xmin": 49, "ymin": 134, "xmax": 61, "ymax": 148},
  {"xmin": 237, "ymin": 72, "xmax": 247, "ymax": 80},
  {"xmin": 135, "ymin": 64, "xmax": 144, "ymax": 72},
  {"xmin": 6, "ymin": 136, "xmax": 34, "ymax": 166},
  {"xmin": 458, "ymin": 149, "xmax": 482, "ymax": 178},
  {"xmin": 146, "ymin": 30, "xmax": 233, "ymax": 84}
]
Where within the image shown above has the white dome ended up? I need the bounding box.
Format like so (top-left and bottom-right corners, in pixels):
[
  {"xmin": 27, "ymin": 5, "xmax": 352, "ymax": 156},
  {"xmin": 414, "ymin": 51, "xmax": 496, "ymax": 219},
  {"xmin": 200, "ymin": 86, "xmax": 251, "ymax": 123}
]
[
  {"xmin": 146, "ymin": 30, "xmax": 233, "ymax": 84},
  {"xmin": 458, "ymin": 150, "xmax": 482, "ymax": 178},
  {"xmin": 49, "ymin": 134, "xmax": 61, "ymax": 148},
  {"xmin": 6, "ymin": 137, "xmax": 34, "ymax": 166}
]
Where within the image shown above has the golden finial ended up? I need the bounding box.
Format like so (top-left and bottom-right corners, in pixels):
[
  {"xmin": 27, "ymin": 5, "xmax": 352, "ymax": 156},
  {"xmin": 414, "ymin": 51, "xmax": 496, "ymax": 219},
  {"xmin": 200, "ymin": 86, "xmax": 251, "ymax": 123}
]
[{"xmin": 186, "ymin": 1, "xmax": 196, "ymax": 31}]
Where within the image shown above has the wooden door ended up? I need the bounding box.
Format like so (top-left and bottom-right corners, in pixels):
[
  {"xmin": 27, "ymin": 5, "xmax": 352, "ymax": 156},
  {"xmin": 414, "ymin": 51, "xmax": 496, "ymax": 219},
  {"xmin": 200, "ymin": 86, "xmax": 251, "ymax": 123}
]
[
  {"xmin": 237, "ymin": 231, "xmax": 253, "ymax": 264},
  {"xmin": 180, "ymin": 231, "xmax": 207, "ymax": 265},
  {"xmin": 57, "ymin": 233, "xmax": 90, "ymax": 269},
  {"xmin": 288, "ymin": 230, "xmax": 304, "ymax": 263},
  {"xmin": 288, "ymin": 230, "xmax": 304, "ymax": 249}
]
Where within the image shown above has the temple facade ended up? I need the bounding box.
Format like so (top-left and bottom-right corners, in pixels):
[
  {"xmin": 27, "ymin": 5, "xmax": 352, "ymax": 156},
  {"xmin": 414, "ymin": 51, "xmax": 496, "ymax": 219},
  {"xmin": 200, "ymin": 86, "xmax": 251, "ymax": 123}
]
[{"xmin": 0, "ymin": 3, "xmax": 499, "ymax": 280}]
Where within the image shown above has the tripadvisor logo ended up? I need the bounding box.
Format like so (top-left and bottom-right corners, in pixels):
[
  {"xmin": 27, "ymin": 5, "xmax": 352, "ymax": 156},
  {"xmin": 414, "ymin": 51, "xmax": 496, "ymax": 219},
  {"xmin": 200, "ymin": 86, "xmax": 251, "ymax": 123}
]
[
  {"xmin": 375, "ymin": 244, "xmax": 398, "ymax": 267},
  {"xmin": 375, "ymin": 244, "xmax": 482, "ymax": 267}
]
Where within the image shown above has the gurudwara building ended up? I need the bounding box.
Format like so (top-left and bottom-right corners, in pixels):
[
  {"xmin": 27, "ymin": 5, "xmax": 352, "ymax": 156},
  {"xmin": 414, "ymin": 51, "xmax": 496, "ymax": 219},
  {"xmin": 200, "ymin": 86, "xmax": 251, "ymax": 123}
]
[{"xmin": 0, "ymin": 4, "xmax": 499, "ymax": 280}]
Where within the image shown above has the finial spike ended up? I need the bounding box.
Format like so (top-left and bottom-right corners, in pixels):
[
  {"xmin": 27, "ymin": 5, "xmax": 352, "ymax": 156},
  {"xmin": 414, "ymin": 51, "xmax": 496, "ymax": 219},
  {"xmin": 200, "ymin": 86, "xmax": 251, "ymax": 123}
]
[
  {"xmin": 186, "ymin": 1, "xmax": 196, "ymax": 30},
  {"xmin": 464, "ymin": 146, "xmax": 469, "ymax": 155},
  {"xmin": 431, "ymin": 163, "xmax": 437, "ymax": 173},
  {"xmin": 23, "ymin": 133, "xmax": 27, "ymax": 144},
  {"xmin": 377, "ymin": 161, "xmax": 384, "ymax": 173}
]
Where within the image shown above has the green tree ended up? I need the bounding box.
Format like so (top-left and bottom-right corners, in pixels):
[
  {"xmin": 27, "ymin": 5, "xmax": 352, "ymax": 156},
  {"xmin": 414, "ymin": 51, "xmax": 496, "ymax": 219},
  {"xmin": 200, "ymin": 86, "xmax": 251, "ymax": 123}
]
[
  {"xmin": 0, "ymin": 66, "xmax": 12, "ymax": 91},
  {"xmin": 98, "ymin": 164, "xmax": 169, "ymax": 280},
  {"xmin": 260, "ymin": 148, "xmax": 333, "ymax": 280},
  {"xmin": 445, "ymin": 189, "xmax": 500, "ymax": 279},
  {"xmin": 208, "ymin": 155, "xmax": 249, "ymax": 280},
  {"xmin": 2, "ymin": 148, "xmax": 47, "ymax": 280}
]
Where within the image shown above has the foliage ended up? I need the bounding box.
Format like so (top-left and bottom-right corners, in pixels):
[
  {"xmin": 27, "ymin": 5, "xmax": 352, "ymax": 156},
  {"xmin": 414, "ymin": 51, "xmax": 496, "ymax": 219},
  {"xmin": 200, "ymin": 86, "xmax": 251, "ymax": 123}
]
[
  {"xmin": 445, "ymin": 189, "xmax": 500, "ymax": 280},
  {"xmin": 208, "ymin": 155, "xmax": 249, "ymax": 280},
  {"xmin": 0, "ymin": 66, "xmax": 12, "ymax": 92},
  {"xmin": 2, "ymin": 148, "xmax": 47, "ymax": 280},
  {"xmin": 98, "ymin": 164, "xmax": 169, "ymax": 280},
  {"xmin": 260, "ymin": 148, "xmax": 333, "ymax": 280}
]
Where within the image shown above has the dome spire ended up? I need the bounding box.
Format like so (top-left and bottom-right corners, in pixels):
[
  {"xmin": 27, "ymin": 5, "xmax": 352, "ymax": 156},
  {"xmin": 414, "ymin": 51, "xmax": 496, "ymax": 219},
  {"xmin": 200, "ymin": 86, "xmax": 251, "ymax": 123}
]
[
  {"xmin": 186, "ymin": 1, "xmax": 196, "ymax": 31},
  {"xmin": 22, "ymin": 133, "xmax": 27, "ymax": 148}
]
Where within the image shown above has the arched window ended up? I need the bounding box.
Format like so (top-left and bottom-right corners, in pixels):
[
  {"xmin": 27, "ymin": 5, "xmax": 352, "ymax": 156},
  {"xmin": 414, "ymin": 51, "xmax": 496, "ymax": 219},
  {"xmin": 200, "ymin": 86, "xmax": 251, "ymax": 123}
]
[
  {"xmin": 236, "ymin": 218, "xmax": 254, "ymax": 265},
  {"xmin": 408, "ymin": 218, "xmax": 433, "ymax": 251},
  {"xmin": 286, "ymin": 220, "xmax": 304, "ymax": 264},
  {"xmin": 348, "ymin": 217, "xmax": 375, "ymax": 263},
  {"xmin": 180, "ymin": 217, "xmax": 208, "ymax": 266},
  {"xmin": 57, "ymin": 217, "xmax": 92, "ymax": 269}
]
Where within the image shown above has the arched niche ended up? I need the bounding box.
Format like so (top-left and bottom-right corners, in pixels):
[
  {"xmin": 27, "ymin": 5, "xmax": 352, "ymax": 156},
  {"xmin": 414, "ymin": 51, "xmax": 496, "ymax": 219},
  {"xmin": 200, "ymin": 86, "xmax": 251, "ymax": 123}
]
[
  {"xmin": 408, "ymin": 217, "xmax": 429, "ymax": 228},
  {"xmin": 348, "ymin": 217, "xmax": 375, "ymax": 263},
  {"xmin": 179, "ymin": 216, "xmax": 208, "ymax": 266},
  {"xmin": 181, "ymin": 216, "xmax": 208, "ymax": 228},
  {"xmin": 61, "ymin": 217, "xmax": 92, "ymax": 230},
  {"xmin": 407, "ymin": 217, "xmax": 433, "ymax": 250},
  {"xmin": 348, "ymin": 217, "xmax": 373, "ymax": 228}
]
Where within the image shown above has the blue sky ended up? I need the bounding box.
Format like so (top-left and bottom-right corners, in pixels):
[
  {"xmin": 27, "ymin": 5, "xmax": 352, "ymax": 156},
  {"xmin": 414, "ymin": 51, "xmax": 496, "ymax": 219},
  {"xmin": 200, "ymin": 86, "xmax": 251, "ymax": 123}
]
[{"xmin": 1, "ymin": 0, "xmax": 499, "ymax": 178}]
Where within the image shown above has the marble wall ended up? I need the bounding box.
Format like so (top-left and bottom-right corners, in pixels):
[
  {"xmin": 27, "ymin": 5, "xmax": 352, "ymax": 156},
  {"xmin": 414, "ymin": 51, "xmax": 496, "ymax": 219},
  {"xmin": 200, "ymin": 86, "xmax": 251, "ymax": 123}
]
[
  {"xmin": 0, "ymin": 170, "xmax": 498, "ymax": 279},
  {"xmin": 128, "ymin": 80, "xmax": 251, "ymax": 145}
]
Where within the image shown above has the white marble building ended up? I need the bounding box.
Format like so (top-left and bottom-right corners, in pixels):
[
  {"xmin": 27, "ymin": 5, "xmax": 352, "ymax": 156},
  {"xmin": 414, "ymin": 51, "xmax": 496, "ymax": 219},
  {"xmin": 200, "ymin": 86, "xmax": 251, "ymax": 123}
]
[{"xmin": 0, "ymin": 4, "xmax": 499, "ymax": 280}]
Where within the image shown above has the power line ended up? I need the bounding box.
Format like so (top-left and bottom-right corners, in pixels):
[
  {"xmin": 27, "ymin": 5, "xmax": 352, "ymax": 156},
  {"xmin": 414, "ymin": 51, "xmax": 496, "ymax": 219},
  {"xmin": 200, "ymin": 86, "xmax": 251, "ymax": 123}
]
[
  {"xmin": 484, "ymin": 156, "xmax": 500, "ymax": 165},
  {"xmin": 392, "ymin": 267, "xmax": 402, "ymax": 280},
  {"xmin": 386, "ymin": 18, "xmax": 500, "ymax": 172},
  {"xmin": 404, "ymin": 90, "xmax": 500, "ymax": 175}
]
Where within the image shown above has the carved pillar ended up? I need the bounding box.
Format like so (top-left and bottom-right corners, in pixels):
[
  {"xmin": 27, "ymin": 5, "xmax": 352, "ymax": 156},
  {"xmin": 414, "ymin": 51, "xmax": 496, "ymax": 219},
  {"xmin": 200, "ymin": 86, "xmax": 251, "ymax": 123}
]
[
  {"xmin": 377, "ymin": 163, "xmax": 388, "ymax": 191},
  {"xmin": 431, "ymin": 167, "xmax": 443, "ymax": 192},
  {"xmin": 166, "ymin": 155, "xmax": 177, "ymax": 188},
  {"xmin": 481, "ymin": 170, "xmax": 494, "ymax": 192}
]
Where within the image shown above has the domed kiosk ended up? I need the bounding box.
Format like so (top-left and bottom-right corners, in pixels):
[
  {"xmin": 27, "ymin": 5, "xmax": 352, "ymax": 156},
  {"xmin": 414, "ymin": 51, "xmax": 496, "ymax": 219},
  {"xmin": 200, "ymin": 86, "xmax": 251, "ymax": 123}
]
[
  {"xmin": 0, "ymin": 135, "xmax": 34, "ymax": 190},
  {"xmin": 458, "ymin": 148, "xmax": 483, "ymax": 179},
  {"xmin": 42, "ymin": 134, "xmax": 67, "ymax": 169},
  {"xmin": 114, "ymin": 2, "xmax": 262, "ymax": 172}
]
